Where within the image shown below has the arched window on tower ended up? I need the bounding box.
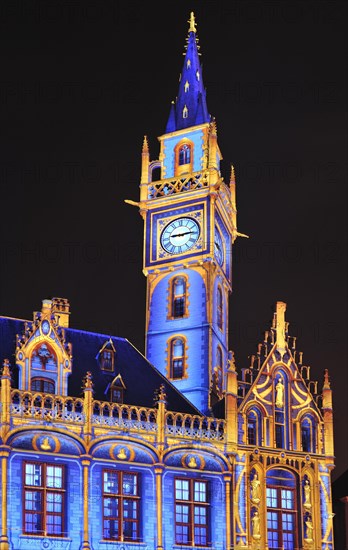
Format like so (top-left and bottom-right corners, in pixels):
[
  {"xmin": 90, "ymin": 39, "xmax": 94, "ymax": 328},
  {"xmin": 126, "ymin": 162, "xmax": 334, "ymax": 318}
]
[
  {"xmin": 175, "ymin": 140, "xmax": 193, "ymax": 176},
  {"xmin": 217, "ymin": 287, "xmax": 223, "ymax": 331},
  {"xmin": 169, "ymin": 337, "xmax": 186, "ymax": 380},
  {"xmin": 301, "ymin": 415, "xmax": 316, "ymax": 453},
  {"xmin": 179, "ymin": 144, "xmax": 191, "ymax": 166},
  {"xmin": 171, "ymin": 276, "xmax": 187, "ymax": 318}
]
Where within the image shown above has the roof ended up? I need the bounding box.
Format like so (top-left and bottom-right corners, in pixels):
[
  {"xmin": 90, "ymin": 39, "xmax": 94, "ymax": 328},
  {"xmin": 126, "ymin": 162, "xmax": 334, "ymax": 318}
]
[{"xmin": 0, "ymin": 316, "xmax": 201, "ymax": 415}]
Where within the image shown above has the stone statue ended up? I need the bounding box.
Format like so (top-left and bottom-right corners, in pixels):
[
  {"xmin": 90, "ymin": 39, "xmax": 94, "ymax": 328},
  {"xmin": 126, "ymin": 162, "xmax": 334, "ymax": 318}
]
[
  {"xmin": 251, "ymin": 473, "xmax": 261, "ymax": 504},
  {"xmin": 275, "ymin": 377, "xmax": 284, "ymax": 408},
  {"xmin": 305, "ymin": 517, "xmax": 313, "ymax": 541},
  {"xmin": 251, "ymin": 510, "xmax": 261, "ymax": 539},
  {"xmin": 304, "ymin": 479, "xmax": 311, "ymax": 509}
]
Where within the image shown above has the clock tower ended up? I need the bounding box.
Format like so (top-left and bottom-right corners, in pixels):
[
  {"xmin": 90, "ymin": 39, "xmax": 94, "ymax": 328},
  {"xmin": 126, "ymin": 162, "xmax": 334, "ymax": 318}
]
[{"xmin": 127, "ymin": 13, "xmax": 238, "ymax": 414}]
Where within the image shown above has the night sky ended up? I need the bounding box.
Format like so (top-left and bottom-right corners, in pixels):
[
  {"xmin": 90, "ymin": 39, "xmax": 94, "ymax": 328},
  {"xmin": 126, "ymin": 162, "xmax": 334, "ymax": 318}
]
[{"xmin": 0, "ymin": 0, "xmax": 347, "ymax": 480}]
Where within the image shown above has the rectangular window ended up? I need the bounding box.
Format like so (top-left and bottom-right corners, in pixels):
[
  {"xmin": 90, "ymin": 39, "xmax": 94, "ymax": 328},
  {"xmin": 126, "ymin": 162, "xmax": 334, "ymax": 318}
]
[
  {"xmin": 23, "ymin": 462, "xmax": 65, "ymax": 537},
  {"xmin": 175, "ymin": 478, "xmax": 209, "ymax": 546},
  {"xmin": 267, "ymin": 485, "xmax": 297, "ymax": 549},
  {"xmin": 173, "ymin": 297, "xmax": 185, "ymax": 318},
  {"xmin": 103, "ymin": 470, "xmax": 140, "ymax": 542}
]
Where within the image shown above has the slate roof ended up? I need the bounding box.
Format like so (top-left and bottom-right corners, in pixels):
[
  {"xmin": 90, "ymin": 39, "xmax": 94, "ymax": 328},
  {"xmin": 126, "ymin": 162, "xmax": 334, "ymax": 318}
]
[{"xmin": 0, "ymin": 316, "xmax": 201, "ymax": 415}]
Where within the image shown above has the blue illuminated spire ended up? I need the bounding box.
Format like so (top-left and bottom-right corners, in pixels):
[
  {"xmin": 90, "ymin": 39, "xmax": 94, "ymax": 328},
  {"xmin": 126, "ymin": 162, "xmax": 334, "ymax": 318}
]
[{"xmin": 165, "ymin": 12, "xmax": 210, "ymax": 133}]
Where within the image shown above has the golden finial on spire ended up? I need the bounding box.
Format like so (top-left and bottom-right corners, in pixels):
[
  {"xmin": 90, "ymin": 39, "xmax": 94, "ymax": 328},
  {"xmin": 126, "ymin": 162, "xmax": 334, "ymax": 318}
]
[
  {"xmin": 323, "ymin": 368, "xmax": 331, "ymax": 389},
  {"xmin": 84, "ymin": 371, "xmax": 93, "ymax": 389},
  {"xmin": 1, "ymin": 358, "xmax": 11, "ymax": 377},
  {"xmin": 230, "ymin": 164, "xmax": 236, "ymax": 184},
  {"xmin": 188, "ymin": 11, "xmax": 197, "ymax": 33},
  {"xmin": 142, "ymin": 135, "xmax": 149, "ymax": 153}
]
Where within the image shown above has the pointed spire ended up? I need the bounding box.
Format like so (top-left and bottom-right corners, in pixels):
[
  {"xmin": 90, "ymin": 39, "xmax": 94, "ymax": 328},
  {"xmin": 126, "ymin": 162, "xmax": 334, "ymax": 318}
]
[
  {"xmin": 230, "ymin": 165, "xmax": 236, "ymax": 185},
  {"xmin": 165, "ymin": 13, "xmax": 210, "ymax": 133}
]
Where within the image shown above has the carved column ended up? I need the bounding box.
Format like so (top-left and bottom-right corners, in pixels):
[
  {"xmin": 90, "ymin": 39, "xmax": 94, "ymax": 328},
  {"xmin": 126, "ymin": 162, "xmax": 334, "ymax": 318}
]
[
  {"xmin": 154, "ymin": 465, "xmax": 164, "ymax": 550},
  {"xmin": 156, "ymin": 385, "xmax": 166, "ymax": 454},
  {"xmin": 83, "ymin": 371, "xmax": 93, "ymax": 445},
  {"xmin": 81, "ymin": 456, "xmax": 91, "ymax": 550},
  {"xmin": 0, "ymin": 446, "xmax": 10, "ymax": 550},
  {"xmin": 224, "ymin": 473, "xmax": 232, "ymax": 550}
]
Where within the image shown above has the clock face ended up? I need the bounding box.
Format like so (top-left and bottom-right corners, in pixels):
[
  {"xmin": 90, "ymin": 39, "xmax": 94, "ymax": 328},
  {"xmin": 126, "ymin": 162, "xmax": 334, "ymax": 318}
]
[
  {"xmin": 214, "ymin": 227, "xmax": 224, "ymax": 266},
  {"xmin": 160, "ymin": 217, "xmax": 200, "ymax": 254}
]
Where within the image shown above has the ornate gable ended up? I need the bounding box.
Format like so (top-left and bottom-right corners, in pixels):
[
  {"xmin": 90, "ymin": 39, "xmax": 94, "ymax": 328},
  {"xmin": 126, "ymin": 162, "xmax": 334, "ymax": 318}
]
[
  {"xmin": 238, "ymin": 302, "xmax": 324, "ymax": 453},
  {"xmin": 15, "ymin": 299, "xmax": 72, "ymax": 395}
]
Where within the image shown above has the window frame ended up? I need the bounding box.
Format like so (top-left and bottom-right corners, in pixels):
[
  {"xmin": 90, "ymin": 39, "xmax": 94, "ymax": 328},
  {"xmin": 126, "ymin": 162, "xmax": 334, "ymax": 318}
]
[
  {"xmin": 102, "ymin": 470, "xmax": 140, "ymax": 542},
  {"xmin": 100, "ymin": 349, "xmax": 114, "ymax": 372},
  {"xmin": 168, "ymin": 336, "xmax": 187, "ymax": 380},
  {"xmin": 174, "ymin": 477, "xmax": 209, "ymax": 547},
  {"xmin": 266, "ymin": 469, "xmax": 299, "ymax": 550},
  {"xmin": 170, "ymin": 276, "xmax": 188, "ymax": 319},
  {"xmin": 31, "ymin": 377, "xmax": 55, "ymax": 394},
  {"xmin": 174, "ymin": 139, "xmax": 194, "ymax": 176},
  {"xmin": 23, "ymin": 461, "xmax": 65, "ymax": 537}
]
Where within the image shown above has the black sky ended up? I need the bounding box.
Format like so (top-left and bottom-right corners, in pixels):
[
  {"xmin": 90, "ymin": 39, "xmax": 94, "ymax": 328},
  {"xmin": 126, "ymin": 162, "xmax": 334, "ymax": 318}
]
[{"xmin": 0, "ymin": 0, "xmax": 347, "ymax": 479}]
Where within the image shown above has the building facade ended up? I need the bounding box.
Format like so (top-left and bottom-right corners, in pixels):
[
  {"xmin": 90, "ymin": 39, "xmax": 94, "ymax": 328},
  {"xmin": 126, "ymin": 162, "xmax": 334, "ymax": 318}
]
[{"xmin": 0, "ymin": 12, "xmax": 335, "ymax": 550}]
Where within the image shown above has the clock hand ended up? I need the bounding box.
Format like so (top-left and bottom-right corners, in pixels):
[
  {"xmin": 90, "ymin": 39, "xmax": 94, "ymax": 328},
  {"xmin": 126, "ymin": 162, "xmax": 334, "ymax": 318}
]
[{"xmin": 172, "ymin": 230, "xmax": 193, "ymax": 238}]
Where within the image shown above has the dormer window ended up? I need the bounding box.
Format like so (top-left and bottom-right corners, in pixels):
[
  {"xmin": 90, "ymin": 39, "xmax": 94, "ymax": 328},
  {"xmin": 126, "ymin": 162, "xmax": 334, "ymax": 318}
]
[
  {"xmin": 111, "ymin": 386, "xmax": 123, "ymax": 404},
  {"xmin": 108, "ymin": 374, "xmax": 126, "ymax": 404},
  {"xmin": 98, "ymin": 339, "xmax": 116, "ymax": 372},
  {"xmin": 101, "ymin": 350, "xmax": 114, "ymax": 371}
]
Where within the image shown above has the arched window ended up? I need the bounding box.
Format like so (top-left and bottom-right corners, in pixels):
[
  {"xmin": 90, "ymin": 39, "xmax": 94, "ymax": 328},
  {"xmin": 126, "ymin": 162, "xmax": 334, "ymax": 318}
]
[
  {"xmin": 31, "ymin": 377, "xmax": 55, "ymax": 394},
  {"xmin": 31, "ymin": 343, "xmax": 57, "ymax": 371},
  {"xmin": 247, "ymin": 407, "xmax": 262, "ymax": 446},
  {"xmin": 217, "ymin": 287, "xmax": 223, "ymax": 330},
  {"xmin": 266, "ymin": 468, "xmax": 299, "ymax": 549},
  {"xmin": 171, "ymin": 277, "xmax": 187, "ymax": 318},
  {"xmin": 301, "ymin": 415, "xmax": 316, "ymax": 453},
  {"xmin": 170, "ymin": 338, "xmax": 185, "ymax": 379},
  {"xmin": 178, "ymin": 144, "xmax": 191, "ymax": 166},
  {"xmin": 175, "ymin": 140, "xmax": 193, "ymax": 176},
  {"xmin": 247, "ymin": 411, "xmax": 258, "ymax": 446}
]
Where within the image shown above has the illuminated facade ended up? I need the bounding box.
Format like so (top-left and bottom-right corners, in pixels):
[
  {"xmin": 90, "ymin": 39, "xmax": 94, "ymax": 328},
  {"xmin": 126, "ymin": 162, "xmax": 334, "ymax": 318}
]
[{"xmin": 0, "ymin": 12, "xmax": 335, "ymax": 550}]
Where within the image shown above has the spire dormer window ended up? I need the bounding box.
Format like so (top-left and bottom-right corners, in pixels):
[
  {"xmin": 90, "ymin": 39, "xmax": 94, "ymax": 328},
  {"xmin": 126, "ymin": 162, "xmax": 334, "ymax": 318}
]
[
  {"xmin": 184, "ymin": 81, "xmax": 190, "ymax": 92},
  {"xmin": 183, "ymin": 105, "xmax": 188, "ymax": 119}
]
